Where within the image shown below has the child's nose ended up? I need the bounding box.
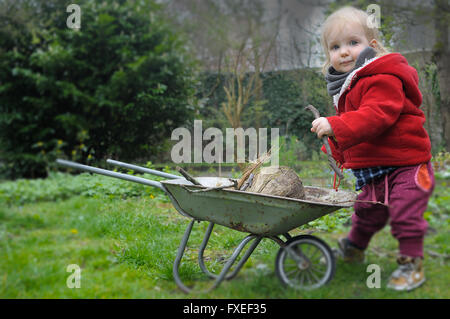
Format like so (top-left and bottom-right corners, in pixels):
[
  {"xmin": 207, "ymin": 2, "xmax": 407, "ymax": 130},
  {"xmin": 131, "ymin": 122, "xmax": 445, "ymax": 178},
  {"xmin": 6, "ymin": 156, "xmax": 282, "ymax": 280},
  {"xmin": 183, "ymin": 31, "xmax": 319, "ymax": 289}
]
[{"xmin": 340, "ymin": 46, "xmax": 350, "ymax": 56}]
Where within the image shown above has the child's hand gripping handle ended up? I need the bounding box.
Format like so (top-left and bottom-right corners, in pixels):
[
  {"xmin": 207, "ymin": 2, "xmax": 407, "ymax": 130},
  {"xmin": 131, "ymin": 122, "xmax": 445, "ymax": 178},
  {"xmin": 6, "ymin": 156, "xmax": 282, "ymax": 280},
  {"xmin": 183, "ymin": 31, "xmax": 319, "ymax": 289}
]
[{"xmin": 305, "ymin": 104, "xmax": 344, "ymax": 180}]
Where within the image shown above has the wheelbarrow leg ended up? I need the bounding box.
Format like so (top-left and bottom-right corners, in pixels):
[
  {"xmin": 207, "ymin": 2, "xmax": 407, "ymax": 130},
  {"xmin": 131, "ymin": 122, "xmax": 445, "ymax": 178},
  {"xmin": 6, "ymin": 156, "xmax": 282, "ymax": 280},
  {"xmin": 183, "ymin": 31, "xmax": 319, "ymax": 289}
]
[
  {"xmin": 198, "ymin": 222, "xmax": 262, "ymax": 281},
  {"xmin": 198, "ymin": 222, "xmax": 217, "ymax": 279},
  {"xmin": 173, "ymin": 219, "xmax": 196, "ymax": 294},
  {"xmin": 207, "ymin": 234, "xmax": 262, "ymax": 291},
  {"xmin": 173, "ymin": 220, "xmax": 262, "ymax": 293},
  {"xmin": 225, "ymin": 235, "xmax": 262, "ymax": 280}
]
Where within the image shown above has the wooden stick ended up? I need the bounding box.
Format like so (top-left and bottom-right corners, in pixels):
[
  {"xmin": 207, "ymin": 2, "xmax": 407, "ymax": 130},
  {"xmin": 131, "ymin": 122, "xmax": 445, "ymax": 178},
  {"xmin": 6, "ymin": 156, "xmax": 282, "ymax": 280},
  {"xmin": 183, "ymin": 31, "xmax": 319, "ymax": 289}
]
[
  {"xmin": 240, "ymin": 173, "xmax": 254, "ymax": 191},
  {"xmin": 236, "ymin": 149, "xmax": 271, "ymax": 190},
  {"xmin": 305, "ymin": 104, "xmax": 345, "ymax": 180},
  {"xmin": 183, "ymin": 184, "xmax": 233, "ymax": 193},
  {"xmin": 176, "ymin": 166, "xmax": 201, "ymax": 185}
]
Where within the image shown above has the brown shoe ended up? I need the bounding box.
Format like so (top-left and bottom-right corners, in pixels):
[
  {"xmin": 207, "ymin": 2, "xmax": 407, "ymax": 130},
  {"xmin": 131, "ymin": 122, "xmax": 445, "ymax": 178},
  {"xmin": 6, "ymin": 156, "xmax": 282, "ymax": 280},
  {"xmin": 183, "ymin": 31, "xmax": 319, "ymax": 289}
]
[
  {"xmin": 387, "ymin": 256, "xmax": 425, "ymax": 291},
  {"xmin": 335, "ymin": 237, "xmax": 365, "ymax": 263}
]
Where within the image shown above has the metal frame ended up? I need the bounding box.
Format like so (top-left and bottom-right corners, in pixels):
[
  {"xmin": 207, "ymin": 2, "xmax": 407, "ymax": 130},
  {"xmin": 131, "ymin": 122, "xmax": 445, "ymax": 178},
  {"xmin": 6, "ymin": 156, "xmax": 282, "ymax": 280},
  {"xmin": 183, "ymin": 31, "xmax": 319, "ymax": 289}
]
[
  {"xmin": 171, "ymin": 219, "xmax": 311, "ymax": 293},
  {"xmin": 173, "ymin": 220, "xmax": 264, "ymax": 293}
]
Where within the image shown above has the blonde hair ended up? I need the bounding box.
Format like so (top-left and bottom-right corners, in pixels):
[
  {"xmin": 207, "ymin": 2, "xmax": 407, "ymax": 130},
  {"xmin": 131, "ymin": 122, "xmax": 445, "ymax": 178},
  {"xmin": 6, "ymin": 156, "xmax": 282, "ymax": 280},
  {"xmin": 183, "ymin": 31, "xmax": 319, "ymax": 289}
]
[{"xmin": 320, "ymin": 6, "xmax": 389, "ymax": 75}]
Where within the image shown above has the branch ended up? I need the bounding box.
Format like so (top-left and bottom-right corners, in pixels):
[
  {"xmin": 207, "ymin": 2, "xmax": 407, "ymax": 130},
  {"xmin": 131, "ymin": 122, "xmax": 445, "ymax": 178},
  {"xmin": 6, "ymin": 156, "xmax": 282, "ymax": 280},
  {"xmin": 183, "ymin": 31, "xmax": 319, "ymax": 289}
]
[
  {"xmin": 305, "ymin": 104, "xmax": 344, "ymax": 180},
  {"xmin": 176, "ymin": 166, "xmax": 201, "ymax": 185}
]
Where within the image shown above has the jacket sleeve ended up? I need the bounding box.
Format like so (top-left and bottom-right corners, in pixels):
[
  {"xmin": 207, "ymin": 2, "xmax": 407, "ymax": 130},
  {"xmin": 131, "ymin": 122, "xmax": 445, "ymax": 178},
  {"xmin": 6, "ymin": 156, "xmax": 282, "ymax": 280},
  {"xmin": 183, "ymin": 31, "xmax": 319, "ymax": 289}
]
[
  {"xmin": 321, "ymin": 137, "xmax": 345, "ymax": 164},
  {"xmin": 326, "ymin": 74, "xmax": 405, "ymax": 151}
]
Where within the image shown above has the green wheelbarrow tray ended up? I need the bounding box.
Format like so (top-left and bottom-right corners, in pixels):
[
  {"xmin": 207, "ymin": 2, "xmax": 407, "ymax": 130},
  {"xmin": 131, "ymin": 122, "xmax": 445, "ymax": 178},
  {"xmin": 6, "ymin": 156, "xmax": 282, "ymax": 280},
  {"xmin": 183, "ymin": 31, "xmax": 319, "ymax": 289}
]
[
  {"xmin": 56, "ymin": 159, "xmax": 357, "ymax": 293},
  {"xmin": 162, "ymin": 177, "xmax": 356, "ymax": 236}
]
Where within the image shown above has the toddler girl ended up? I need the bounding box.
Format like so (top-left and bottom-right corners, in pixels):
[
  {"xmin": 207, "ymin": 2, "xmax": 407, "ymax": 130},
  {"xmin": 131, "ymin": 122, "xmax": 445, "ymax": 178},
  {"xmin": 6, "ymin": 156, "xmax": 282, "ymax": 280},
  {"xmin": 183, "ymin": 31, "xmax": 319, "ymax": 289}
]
[{"xmin": 310, "ymin": 6, "xmax": 435, "ymax": 291}]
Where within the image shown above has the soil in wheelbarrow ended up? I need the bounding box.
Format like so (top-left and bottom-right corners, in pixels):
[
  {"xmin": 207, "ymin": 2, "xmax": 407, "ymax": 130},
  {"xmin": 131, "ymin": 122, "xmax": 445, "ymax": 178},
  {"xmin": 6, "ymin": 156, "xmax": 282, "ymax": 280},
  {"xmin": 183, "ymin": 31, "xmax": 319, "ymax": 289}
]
[
  {"xmin": 240, "ymin": 165, "xmax": 356, "ymax": 205},
  {"xmin": 302, "ymin": 187, "xmax": 356, "ymax": 205}
]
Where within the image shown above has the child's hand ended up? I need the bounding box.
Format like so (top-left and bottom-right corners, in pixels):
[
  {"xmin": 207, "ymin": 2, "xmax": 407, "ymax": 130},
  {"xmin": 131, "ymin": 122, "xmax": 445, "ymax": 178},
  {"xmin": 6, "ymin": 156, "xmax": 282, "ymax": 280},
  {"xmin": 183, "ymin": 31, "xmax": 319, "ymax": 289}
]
[{"xmin": 311, "ymin": 117, "xmax": 334, "ymax": 138}]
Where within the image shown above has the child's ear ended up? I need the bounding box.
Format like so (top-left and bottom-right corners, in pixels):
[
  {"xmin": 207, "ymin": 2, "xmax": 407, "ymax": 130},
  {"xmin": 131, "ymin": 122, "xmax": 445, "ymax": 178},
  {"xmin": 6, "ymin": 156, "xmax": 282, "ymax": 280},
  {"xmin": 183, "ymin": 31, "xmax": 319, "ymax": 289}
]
[{"xmin": 369, "ymin": 39, "xmax": 378, "ymax": 48}]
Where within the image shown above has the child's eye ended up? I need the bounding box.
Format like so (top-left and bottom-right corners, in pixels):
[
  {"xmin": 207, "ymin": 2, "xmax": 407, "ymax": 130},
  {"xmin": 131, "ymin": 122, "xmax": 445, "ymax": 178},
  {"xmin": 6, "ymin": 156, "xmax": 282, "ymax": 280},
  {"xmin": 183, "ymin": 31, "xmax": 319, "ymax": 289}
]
[
  {"xmin": 331, "ymin": 44, "xmax": 339, "ymax": 50},
  {"xmin": 350, "ymin": 40, "xmax": 358, "ymax": 45}
]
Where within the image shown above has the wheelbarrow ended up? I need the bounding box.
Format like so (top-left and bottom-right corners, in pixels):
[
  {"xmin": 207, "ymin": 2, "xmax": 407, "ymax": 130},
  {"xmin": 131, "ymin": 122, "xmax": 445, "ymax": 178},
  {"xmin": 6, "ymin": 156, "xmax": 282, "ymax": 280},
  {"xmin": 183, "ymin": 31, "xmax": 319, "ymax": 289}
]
[{"xmin": 56, "ymin": 158, "xmax": 356, "ymax": 293}]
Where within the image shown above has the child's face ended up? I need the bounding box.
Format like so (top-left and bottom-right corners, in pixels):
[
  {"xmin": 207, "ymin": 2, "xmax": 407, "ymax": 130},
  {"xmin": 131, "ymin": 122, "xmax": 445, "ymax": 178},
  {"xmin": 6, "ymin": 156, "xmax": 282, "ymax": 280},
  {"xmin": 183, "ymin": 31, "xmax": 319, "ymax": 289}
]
[{"xmin": 327, "ymin": 22, "xmax": 371, "ymax": 73}]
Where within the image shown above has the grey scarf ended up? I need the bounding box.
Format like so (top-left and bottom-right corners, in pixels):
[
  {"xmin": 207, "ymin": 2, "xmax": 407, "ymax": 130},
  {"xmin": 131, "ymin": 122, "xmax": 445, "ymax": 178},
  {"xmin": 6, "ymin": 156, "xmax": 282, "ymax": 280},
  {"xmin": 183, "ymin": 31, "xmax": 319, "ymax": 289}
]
[{"xmin": 326, "ymin": 47, "xmax": 376, "ymax": 96}]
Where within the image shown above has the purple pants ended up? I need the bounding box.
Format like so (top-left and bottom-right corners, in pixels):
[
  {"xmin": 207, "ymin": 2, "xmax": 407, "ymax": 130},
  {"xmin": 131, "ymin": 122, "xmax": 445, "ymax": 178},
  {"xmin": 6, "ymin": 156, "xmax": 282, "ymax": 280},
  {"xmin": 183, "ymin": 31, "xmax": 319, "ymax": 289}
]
[{"xmin": 348, "ymin": 162, "xmax": 435, "ymax": 258}]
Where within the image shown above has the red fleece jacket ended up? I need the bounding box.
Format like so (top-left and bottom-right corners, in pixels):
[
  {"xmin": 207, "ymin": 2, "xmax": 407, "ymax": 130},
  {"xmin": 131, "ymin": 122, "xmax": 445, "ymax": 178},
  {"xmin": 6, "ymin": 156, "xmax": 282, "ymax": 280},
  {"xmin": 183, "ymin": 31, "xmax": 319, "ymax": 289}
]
[{"xmin": 322, "ymin": 53, "xmax": 431, "ymax": 169}]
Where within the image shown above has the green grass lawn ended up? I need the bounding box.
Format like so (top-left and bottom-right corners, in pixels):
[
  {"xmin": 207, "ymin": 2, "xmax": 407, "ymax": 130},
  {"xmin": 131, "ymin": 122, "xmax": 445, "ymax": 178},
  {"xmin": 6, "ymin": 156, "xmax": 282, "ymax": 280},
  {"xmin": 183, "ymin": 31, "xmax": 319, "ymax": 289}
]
[{"xmin": 0, "ymin": 163, "xmax": 449, "ymax": 298}]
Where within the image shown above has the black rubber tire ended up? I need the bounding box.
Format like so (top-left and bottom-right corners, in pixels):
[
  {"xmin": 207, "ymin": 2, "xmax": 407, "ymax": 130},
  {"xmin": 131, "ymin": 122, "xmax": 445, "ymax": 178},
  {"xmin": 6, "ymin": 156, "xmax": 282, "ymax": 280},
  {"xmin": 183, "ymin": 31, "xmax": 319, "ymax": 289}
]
[{"xmin": 275, "ymin": 234, "xmax": 336, "ymax": 290}]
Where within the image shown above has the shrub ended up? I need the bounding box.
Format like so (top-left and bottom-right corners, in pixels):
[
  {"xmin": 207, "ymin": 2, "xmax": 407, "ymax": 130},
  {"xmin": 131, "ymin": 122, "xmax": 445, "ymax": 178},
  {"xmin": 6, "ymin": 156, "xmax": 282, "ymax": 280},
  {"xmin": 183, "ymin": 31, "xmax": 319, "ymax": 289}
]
[{"xmin": 0, "ymin": 0, "xmax": 198, "ymax": 179}]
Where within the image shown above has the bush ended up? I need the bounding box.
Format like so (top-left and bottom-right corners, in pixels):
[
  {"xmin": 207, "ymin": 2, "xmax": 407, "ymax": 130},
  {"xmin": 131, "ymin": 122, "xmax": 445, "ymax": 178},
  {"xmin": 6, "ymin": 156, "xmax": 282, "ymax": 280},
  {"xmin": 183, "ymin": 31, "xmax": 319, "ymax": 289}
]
[{"xmin": 0, "ymin": 0, "xmax": 198, "ymax": 179}]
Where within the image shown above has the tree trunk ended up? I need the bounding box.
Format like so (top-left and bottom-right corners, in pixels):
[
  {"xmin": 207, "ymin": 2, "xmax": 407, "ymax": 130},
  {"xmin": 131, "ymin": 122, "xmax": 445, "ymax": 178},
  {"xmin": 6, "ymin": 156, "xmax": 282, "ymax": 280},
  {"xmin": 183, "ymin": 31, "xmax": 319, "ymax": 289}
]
[{"xmin": 433, "ymin": 0, "xmax": 450, "ymax": 150}]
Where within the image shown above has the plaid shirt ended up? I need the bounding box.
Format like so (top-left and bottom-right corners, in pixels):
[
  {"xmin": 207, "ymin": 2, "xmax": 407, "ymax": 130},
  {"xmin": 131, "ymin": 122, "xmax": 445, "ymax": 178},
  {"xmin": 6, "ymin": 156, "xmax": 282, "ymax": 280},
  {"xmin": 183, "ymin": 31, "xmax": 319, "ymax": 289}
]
[{"xmin": 352, "ymin": 167, "xmax": 398, "ymax": 190}]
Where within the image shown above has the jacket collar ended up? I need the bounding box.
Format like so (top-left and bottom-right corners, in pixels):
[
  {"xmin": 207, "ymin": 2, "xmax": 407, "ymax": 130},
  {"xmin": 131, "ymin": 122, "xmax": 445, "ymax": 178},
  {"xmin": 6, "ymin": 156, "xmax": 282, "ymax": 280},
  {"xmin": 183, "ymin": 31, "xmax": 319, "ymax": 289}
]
[{"xmin": 332, "ymin": 55, "xmax": 381, "ymax": 109}]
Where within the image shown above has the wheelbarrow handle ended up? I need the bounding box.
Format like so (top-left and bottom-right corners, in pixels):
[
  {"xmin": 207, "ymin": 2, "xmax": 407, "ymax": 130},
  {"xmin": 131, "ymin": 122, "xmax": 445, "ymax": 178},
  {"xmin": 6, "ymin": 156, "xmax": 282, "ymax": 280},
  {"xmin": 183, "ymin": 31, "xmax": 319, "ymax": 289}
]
[
  {"xmin": 305, "ymin": 105, "xmax": 344, "ymax": 180},
  {"xmin": 56, "ymin": 159, "xmax": 165, "ymax": 190},
  {"xmin": 106, "ymin": 159, "xmax": 180, "ymax": 180}
]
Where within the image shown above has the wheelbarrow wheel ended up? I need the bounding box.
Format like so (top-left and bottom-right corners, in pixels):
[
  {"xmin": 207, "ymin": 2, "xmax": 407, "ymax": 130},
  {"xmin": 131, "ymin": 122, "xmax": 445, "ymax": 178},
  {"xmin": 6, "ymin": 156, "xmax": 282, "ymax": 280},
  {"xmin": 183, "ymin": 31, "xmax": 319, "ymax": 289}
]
[{"xmin": 275, "ymin": 235, "xmax": 335, "ymax": 290}]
